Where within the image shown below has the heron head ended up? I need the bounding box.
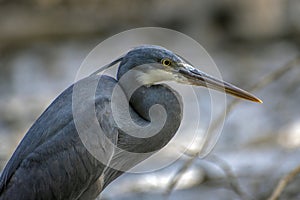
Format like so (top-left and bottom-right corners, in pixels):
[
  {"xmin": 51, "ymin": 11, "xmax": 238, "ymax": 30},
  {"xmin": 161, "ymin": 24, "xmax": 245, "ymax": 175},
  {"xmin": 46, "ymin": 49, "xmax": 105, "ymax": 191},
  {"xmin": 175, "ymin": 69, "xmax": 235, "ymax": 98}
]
[{"xmin": 115, "ymin": 45, "xmax": 262, "ymax": 103}]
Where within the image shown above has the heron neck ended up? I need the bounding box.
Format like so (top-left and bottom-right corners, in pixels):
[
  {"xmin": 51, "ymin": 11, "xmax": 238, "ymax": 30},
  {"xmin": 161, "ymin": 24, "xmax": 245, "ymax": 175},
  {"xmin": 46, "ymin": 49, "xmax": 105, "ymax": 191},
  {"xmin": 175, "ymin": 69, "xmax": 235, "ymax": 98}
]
[{"xmin": 117, "ymin": 79, "xmax": 183, "ymax": 153}]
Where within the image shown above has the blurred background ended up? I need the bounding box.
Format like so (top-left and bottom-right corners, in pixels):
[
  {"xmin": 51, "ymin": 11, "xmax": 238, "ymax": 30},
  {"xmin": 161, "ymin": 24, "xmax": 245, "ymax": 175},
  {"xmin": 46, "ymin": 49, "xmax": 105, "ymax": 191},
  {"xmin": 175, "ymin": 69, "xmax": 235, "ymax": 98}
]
[{"xmin": 0, "ymin": 0, "xmax": 300, "ymax": 199}]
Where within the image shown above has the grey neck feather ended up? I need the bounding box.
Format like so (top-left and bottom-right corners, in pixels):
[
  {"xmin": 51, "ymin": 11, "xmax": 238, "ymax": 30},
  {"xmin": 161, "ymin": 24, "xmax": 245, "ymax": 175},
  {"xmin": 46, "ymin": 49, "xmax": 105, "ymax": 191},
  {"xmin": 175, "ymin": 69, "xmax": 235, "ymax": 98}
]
[{"xmin": 116, "ymin": 63, "xmax": 183, "ymax": 153}]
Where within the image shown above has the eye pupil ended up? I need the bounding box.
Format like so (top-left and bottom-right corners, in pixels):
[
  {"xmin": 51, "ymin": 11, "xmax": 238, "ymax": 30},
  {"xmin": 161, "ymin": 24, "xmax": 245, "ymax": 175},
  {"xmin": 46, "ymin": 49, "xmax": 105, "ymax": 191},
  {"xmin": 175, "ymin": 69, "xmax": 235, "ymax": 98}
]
[{"xmin": 162, "ymin": 59, "xmax": 171, "ymax": 66}]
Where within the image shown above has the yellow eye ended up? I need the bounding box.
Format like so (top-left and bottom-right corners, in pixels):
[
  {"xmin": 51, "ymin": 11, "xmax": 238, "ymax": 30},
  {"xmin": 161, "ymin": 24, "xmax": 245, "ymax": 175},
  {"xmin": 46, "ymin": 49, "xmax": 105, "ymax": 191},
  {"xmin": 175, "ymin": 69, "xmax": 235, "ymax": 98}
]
[{"xmin": 161, "ymin": 59, "xmax": 172, "ymax": 66}]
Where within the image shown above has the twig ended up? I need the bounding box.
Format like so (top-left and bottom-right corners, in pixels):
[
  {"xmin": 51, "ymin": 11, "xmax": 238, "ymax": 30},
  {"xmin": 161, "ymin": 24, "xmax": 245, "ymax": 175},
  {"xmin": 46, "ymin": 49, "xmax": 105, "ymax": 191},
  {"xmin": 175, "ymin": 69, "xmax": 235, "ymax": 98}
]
[
  {"xmin": 249, "ymin": 55, "xmax": 300, "ymax": 92},
  {"xmin": 164, "ymin": 55, "xmax": 300, "ymax": 196},
  {"xmin": 268, "ymin": 165, "xmax": 300, "ymax": 200},
  {"xmin": 208, "ymin": 155, "xmax": 253, "ymax": 200},
  {"xmin": 211, "ymin": 55, "xmax": 300, "ymax": 136},
  {"xmin": 164, "ymin": 156, "xmax": 198, "ymax": 196}
]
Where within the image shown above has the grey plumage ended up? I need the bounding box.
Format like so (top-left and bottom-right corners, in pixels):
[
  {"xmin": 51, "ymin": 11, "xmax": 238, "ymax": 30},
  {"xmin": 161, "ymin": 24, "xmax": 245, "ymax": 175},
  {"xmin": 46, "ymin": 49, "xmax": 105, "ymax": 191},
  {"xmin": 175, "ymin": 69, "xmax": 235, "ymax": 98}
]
[{"xmin": 0, "ymin": 45, "xmax": 261, "ymax": 200}]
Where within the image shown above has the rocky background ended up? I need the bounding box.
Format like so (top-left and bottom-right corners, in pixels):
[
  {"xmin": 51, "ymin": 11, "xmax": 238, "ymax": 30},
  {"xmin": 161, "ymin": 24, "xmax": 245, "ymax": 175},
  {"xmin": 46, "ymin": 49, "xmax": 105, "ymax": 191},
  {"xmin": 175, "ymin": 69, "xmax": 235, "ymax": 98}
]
[{"xmin": 1, "ymin": 0, "xmax": 300, "ymax": 199}]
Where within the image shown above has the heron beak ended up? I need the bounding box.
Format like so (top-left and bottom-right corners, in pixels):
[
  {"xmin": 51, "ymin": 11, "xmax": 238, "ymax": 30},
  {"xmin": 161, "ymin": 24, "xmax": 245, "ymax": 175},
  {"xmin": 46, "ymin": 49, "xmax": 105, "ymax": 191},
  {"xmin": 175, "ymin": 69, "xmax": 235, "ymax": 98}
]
[{"xmin": 178, "ymin": 63, "xmax": 262, "ymax": 103}]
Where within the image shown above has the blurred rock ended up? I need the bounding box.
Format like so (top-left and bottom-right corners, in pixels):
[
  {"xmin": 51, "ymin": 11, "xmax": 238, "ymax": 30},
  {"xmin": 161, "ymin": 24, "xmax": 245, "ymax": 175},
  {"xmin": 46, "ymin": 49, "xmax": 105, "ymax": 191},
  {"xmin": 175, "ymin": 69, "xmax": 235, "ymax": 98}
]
[
  {"xmin": 232, "ymin": 0, "xmax": 287, "ymax": 40},
  {"xmin": 0, "ymin": 0, "xmax": 298, "ymax": 49}
]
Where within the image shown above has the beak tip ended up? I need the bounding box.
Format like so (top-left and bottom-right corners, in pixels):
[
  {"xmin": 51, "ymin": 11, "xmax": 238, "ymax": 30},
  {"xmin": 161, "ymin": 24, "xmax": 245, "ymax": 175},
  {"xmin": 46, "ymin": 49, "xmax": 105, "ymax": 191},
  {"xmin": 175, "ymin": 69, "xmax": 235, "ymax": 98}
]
[
  {"xmin": 251, "ymin": 96, "xmax": 263, "ymax": 104},
  {"xmin": 257, "ymin": 98, "xmax": 263, "ymax": 104}
]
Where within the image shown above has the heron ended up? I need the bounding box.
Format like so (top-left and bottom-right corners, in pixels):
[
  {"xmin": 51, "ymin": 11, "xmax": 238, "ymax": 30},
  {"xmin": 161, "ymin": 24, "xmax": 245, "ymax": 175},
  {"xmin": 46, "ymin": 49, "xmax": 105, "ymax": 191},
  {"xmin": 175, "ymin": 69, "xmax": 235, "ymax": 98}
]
[{"xmin": 0, "ymin": 45, "xmax": 262, "ymax": 200}]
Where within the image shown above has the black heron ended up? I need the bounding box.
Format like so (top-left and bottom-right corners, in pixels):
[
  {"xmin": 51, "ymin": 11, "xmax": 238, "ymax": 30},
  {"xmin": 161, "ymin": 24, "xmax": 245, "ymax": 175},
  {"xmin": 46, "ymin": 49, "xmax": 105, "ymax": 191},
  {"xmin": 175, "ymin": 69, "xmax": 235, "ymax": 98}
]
[{"xmin": 0, "ymin": 45, "xmax": 261, "ymax": 199}]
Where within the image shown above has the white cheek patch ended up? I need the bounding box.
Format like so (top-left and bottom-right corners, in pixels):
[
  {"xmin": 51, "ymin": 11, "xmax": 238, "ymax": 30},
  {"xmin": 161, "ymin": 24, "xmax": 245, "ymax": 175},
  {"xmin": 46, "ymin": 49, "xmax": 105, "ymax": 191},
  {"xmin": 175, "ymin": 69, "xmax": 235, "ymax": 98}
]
[{"xmin": 136, "ymin": 70, "xmax": 175, "ymax": 85}]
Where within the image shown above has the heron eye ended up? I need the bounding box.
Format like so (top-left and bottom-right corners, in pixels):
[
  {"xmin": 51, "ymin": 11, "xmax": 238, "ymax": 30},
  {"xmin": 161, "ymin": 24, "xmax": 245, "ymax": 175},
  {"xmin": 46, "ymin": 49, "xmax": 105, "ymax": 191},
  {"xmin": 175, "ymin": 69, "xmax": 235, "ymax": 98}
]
[{"xmin": 161, "ymin": 59, "xmax": 172, "ymax": 66}]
